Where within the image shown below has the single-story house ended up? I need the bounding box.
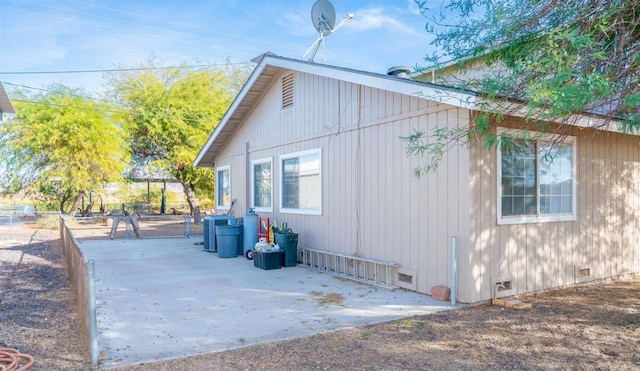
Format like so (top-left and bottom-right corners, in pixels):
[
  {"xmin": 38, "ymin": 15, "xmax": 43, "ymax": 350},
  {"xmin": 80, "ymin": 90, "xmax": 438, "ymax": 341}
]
[{"xmin": 194, "ymin": 53, "xmax": 640, "ymax": 303}]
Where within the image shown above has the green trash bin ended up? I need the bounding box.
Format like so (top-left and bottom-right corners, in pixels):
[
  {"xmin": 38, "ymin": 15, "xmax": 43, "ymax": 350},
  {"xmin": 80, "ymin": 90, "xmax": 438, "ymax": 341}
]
[
  {"xmin": 275, "ymin": 233, "xmax": 298, "ymax": 267},
  {"xmin": 216, "ymin": 225, "xmax": 241, "ymax": 258}
]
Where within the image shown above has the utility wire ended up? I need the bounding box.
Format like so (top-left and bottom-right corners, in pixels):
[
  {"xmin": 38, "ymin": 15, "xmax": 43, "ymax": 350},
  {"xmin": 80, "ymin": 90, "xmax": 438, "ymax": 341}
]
[
  {"xmin": 5, "ymin": 2, "xmax": 281, "ymax": 57},
  {"xmin": 67, "ymin": 0, "xmax": 288, "ymax": 50},
  {"xmin": 0, "ymin": 62, "xmax": 253, "ymax": 75},
  {"xmin": 10, "ymin": 98, "xmax": 217, "ymax": 124},
  {"xmin": 1, "ymin": 81, "xmax": 217, "ymax": 118}
]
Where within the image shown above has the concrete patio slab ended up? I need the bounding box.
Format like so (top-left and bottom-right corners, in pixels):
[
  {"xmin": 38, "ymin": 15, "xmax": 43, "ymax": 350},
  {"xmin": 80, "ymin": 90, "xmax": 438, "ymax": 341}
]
[{"xmin": 79, "ymin": 237, "xmax": 456, "ymax": 369}]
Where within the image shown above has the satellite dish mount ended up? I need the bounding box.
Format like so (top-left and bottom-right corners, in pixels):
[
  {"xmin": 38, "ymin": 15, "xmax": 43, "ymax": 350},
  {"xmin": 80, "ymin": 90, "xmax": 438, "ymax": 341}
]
[{"xmin": 303, "ymin": 0, "xmax": 353, "ymax": 63}]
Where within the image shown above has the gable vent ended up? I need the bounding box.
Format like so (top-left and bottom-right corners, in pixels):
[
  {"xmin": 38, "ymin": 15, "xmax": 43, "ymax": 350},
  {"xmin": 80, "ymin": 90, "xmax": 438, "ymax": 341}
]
[{"xmin": 282, "ymin": 73, "xmax": 294, "ymax": 109}]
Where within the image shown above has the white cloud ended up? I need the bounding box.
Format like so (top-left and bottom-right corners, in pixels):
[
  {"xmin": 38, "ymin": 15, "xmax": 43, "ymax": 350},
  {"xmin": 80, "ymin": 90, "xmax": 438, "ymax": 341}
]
[
  {"xmin": 347, "ymin": 7, "xmax": 423, "ymax": 38},
  {"xmin": 279, "ymin": 11, "xmax": 312, "ymax": 38}
]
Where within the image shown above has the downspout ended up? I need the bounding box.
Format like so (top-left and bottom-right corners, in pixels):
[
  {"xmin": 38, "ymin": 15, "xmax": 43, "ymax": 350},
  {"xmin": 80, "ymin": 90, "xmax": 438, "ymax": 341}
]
[
  {"xmin": 245, "ymin": 142, "xmax": 250, "ymax": 213},
  {"xmin": 355, "ymin": 85, "xmax": 363, "ymax": 257}
]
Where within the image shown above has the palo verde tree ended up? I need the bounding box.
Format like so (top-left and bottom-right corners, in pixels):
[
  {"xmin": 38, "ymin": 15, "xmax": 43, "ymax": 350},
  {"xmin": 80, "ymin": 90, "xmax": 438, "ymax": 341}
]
[
  {"xmin": 106, "ymin": 60, "xmax": 250, "ymax": 223},
  {"xmin": 406, "ymin": 0, "xmax": 640, "ymax": 174},
  {"xmin": 0, "ymin": 85, "xmax": 130, "ymax": 214}
]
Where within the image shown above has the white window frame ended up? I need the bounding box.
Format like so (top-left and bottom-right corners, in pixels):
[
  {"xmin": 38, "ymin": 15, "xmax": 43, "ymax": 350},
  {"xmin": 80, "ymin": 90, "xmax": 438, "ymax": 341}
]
[
  {"xmin": 279, "ymin": 148, "xmax": 322, "ymax": 215},
  {"xmin": 216, "ymin": 165, "xmax": 231, "ymax": 210},
  {"xmin": 251, "ymin": 157, "xmax": 273, "ymax": 213},
  {"xmin": 497, "ymin": 129, "xmax": 577, "ymax": 225}
]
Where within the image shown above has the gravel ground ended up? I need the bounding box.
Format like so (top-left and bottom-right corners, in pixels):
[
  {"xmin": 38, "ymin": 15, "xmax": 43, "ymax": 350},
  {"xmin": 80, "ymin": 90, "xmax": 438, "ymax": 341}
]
[
  {"xmin": 0, "ymin": 227, "xmax": 97, "ymax": 371},
  {"xmin": 1, "ymin": 222, "xmax": 639, "ymax": 370}
]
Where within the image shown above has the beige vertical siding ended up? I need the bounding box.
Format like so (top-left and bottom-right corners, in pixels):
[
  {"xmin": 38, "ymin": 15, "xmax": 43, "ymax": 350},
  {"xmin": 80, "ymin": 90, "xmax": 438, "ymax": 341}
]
[
  {"xmin": 215, "ymin": 70, "xmax": 471, "ymax": 295},
  {"xmin": 467, "ymin": 119, "xmax": 640, "ymax": 303}
]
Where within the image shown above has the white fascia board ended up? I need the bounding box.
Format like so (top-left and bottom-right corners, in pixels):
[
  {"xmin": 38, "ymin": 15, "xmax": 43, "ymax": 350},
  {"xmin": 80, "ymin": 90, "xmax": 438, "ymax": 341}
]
[
  {"xmin": 192, "ymin": 62, "xmax": 267, "ymax": 168},
  {"xmin": 262, "ymin": 56, "xmax": 479, "ymax": 110},
  {"xmin": 268, "ymin": 57, "xmax": 631, "ymax": 136},
  {"xmin": 478, "ymin": 97, "xmax": 632, "ymax": 135}
]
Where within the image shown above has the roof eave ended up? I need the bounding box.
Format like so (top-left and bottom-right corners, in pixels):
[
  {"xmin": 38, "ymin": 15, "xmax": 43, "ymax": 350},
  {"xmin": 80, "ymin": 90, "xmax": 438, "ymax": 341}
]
[
  {"xmin": 193, "ymin": 61, "xmax": 269, "ymax": 168},
  {"xmin": 192, "ymin": 54, "xmax": 480, "ymax": 169}
]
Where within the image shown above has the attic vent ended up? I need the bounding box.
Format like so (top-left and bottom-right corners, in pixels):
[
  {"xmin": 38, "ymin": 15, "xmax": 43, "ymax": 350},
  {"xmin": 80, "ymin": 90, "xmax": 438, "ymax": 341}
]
[
  {"xmin": 282, "ymin": 73, "xmax": 294, "ymax": 109},
  {"xmin": 387, "ymin": 66, "xmax": 412, "ymax": 79}
]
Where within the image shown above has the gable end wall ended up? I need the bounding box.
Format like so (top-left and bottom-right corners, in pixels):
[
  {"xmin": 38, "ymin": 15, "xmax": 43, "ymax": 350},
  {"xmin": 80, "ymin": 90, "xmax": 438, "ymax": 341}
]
[{"xmin": 214, "ymin": 70, "xmax": 472, "ymax": 296}]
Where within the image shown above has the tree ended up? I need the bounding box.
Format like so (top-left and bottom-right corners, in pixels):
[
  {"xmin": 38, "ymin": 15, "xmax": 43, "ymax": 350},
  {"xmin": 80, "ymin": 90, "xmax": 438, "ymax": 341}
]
[
  {"xmin": 407, "ymin": 0, "xmax": 639, "ymax": 174},
  {"xmin": 106, "ymin": 61, "xmax": 250, "ymax": 223},
  {"xmin": 0, "ymin": 85, "xmax": 130, "ymax": 214}
]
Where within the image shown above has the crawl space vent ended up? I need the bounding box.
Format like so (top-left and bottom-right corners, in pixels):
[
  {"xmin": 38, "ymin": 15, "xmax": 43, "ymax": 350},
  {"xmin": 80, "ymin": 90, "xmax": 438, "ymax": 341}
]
[
  {"xmin": 397, "ymin": 272, "xmax": 413, "ymax": 284},
  {"xmin": 574, "ymin": 266, "xmax": 592, "ymax": 282},
  {"xmin": 394, "ymin": 268, "xmax": 417, "ymax": 291},
  {"xmin": 282, "ymin": 73, "xmax": 294, "ymax": 109}
]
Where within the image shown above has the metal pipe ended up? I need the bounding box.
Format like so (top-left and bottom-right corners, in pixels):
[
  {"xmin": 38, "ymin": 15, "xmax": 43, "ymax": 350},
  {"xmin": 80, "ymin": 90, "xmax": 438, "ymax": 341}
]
[
  {"xmin": 184, "ymin": 215, "xmax": 192, "ymax": 238},
  {"xmin": 451, "ymin": 236, "xmax": 457, "ymax": 306},
  {"xmin": 88, "ymin": 259, "xmax": 98, "ymax": 365}
]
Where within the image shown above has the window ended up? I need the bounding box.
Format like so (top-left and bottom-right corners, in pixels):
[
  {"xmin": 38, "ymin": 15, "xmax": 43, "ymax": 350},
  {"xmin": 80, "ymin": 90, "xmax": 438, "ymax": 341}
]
[
  {"xmin": 251, "ymin": 158, "xmax": 273, "ymax": 212},
  {"xmin": 280, "ymin": 148, "xmax": 321, "ymax": 215},
  {"xmin": 497, "ymin": 130, "xmax": 576, "ymax": 224},
  {"xmin": 216, "ymin": 165, "xmax": 231, "ymax": 209}
]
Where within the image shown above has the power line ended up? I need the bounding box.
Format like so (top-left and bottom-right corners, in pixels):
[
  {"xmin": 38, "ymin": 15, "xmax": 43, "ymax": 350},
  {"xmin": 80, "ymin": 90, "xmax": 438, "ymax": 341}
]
[
  {"xmin": 1, "ymin": 81, "xmax": 208, "ymax": 117},
  {"xmin": 0, "ymin": 62, "xmax": 253, "ymax": 75},
  {"xmin": 11, "ymin": 98, "xmax": 217, "ymax": 125},
  {"xmin": 3, "ymin": 1, "xmax": 301, "ymax": 68},
  {"xmin": 67, "ymin": 0, "xmax": 286, "ymax": 50}
]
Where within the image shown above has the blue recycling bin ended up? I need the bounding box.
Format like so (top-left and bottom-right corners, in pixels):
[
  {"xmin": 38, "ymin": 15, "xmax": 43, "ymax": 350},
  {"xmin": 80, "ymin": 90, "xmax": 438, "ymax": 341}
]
[{"xmin": 216, "ymin": 224, "xmax": 241, "ymax": 258}]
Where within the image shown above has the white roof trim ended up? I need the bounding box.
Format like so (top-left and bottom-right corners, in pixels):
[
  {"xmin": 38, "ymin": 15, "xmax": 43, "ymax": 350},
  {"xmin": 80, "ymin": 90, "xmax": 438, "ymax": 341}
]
[
  {"xmin": 193, "ymin": 62, "xmax": 267, "ymax": 167},
  {"xmin": 263, "ymin": 57, "xmax": 479, "ymax": 109},
  {"xmin": 193, "ymin": 54, "xmax": 478, "ymax": 168},
  {"xmin": 193, "ymin": 53, "xmax": 631, "ymax": 168}
]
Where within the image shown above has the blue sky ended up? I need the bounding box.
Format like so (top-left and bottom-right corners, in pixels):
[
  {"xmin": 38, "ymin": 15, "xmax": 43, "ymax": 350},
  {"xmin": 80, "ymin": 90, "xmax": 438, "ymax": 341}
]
[{"xmin": 0, "ymin": 0, "xmax": 439, "ymax": 95}]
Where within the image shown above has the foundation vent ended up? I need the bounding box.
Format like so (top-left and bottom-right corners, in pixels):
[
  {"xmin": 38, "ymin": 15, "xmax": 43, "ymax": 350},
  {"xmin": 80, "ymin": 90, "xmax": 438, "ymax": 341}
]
[
  {"xmin": 574, "ymin": 265, "xmax": 592, "ymax": 282},
  {"xmin": 395, "ymin": 268, "xmax": 417, "ymax": 291},
  {"xmin": 491, "ymin": 275, "xmax": 514, "ymax": 299}
]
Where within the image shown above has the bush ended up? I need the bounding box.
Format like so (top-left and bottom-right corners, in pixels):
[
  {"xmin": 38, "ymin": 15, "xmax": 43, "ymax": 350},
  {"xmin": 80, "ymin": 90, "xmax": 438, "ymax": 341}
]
[{"xmin": 35, "ymin": 214, "xmax": 63, "ymax": 230}]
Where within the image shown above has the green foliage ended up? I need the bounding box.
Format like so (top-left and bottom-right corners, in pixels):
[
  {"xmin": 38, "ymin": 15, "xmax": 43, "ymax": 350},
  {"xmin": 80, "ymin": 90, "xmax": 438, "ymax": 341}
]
[
  {"xmin": 418, "ymin": 0, "xmax": 639, "ymax": 126},
  {"xmin": 401, "ymin": 126, "xmax": 467, "ymax": 177},
  {"xmin": 117, "ymin": 183, "xmax": 180, "ymax": 205},
  {"xmin": 36, "ymin": 213, "xmax": 62, "ymax": 230},
  {"xmin": 106, "ymin": 59, "xmax": 250, "ymax": 216},
  {"xmin": 0, "ymin": 85, "xmax": 130, "ymax": 211},
  {"xmin": 408, "ymin": 0, "xmax": 639, "ymax": 174}
]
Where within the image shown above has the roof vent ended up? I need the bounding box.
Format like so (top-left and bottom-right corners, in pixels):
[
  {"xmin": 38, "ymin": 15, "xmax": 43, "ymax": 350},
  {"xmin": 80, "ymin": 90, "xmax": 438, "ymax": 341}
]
[{"xmin": 387, "ymin": 66, "xmax": 412, "ymax": 79}]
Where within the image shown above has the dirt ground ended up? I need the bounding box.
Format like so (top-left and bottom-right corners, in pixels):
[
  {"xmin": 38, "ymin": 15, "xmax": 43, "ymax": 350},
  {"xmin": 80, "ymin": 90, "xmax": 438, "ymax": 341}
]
[{"xmin": 1, "ymin": 221, "xmax": 639, "ymax": 370}]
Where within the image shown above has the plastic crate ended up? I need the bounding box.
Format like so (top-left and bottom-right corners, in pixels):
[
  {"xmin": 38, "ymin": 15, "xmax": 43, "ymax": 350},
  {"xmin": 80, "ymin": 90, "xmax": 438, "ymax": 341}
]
[{"xmin": 254, "ymin": 250, "xmax": 282, "ymax": 270}]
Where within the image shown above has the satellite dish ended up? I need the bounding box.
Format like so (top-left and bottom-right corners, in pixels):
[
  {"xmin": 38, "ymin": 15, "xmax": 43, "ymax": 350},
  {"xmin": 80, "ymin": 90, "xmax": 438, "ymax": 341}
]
[
  {"xmin": 303, "ymin": 0, "xmax": 353, "ymax": 62},
  {"xmin": 311, "ymin": 0, "xmax": 336, "ymax": 36}
]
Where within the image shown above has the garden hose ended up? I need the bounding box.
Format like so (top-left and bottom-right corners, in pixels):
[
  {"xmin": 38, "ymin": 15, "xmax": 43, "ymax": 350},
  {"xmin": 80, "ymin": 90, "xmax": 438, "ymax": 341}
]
[{"xmin": 0, "ymin": 348, "xmax": 34, "ymax": 370}]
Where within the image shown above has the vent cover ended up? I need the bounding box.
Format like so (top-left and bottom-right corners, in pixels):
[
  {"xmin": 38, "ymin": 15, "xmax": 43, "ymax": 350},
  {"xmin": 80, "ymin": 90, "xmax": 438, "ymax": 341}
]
[
  {"xmin": 574, "ymin": 265, "xmax": 592, "ymax": 283},
  {"xmin": 282, "ymin": 73, "xmax": 294, "ymax": 109},
  {"xmin": 491, "ymin": 275, "xmax": 514, "ymax": 299},
  {"xmin": 394, "ymin": 268, "xmax": 417, "ymax": 291}
]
